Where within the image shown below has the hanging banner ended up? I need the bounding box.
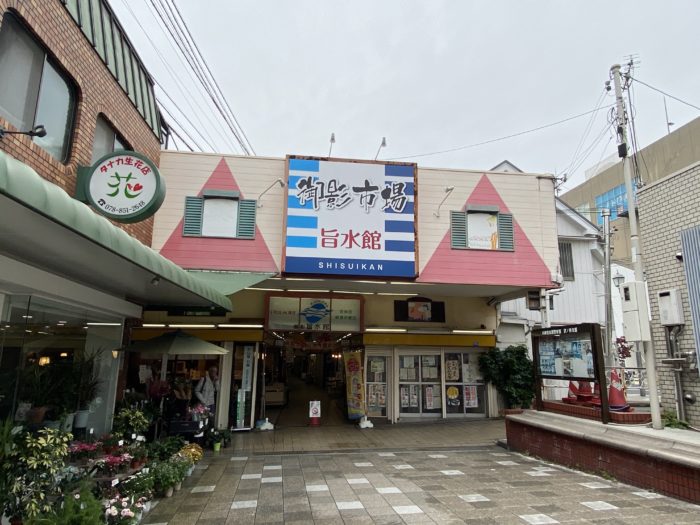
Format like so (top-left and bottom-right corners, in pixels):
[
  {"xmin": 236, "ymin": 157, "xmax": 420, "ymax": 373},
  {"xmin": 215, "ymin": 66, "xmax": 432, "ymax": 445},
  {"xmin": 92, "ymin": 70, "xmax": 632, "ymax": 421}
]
[
  {"xmin": 343, "ymin": 351, "xmax": 365, "ymax": 420},
  {"xmin": 241, "ymin": 345, "xmax": 254, "ymax": 391}
]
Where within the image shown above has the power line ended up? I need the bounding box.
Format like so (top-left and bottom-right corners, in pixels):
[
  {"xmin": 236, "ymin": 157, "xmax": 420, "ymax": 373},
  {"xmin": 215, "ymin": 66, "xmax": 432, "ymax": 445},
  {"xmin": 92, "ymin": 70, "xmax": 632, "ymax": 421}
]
[
  {"xmin": 114, "ymin": 0, "xmax": 238, "ymax": 152},
  {"xmin": 627, "ymin": 75, "xmax": 700, "ymax": 112},
  {"xmin": 388, "ymin": 104, "xmax": 615, "ymax": 161},
  {"xmin": 562, "ymin": 89, "xmax": 608, "ymax": 176},
  {"xmin": 147, "ymin": 0, "xmax": 254, "ymax": 155},
  {"xmin": 167, "ymin": 0, "xmax": 256, "ymax": 155},
  {"xmin": 159, "ymin": 103, "xmax": 207, "ymax": 152}
]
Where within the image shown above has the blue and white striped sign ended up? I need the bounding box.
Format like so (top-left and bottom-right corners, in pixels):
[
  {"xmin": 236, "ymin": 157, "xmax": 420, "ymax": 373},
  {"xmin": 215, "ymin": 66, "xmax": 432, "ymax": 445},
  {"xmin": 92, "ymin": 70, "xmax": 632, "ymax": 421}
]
[{"xmin": 284, "ymin": 157, "xmax": 416, "ymax": 277}]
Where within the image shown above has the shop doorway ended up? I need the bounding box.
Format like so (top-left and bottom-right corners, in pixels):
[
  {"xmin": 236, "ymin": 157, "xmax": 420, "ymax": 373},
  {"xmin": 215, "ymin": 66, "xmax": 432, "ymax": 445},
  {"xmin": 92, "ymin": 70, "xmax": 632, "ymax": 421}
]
[{"xmin": 259, "ymin": 332, "xmax": 362, "ymax": 427}]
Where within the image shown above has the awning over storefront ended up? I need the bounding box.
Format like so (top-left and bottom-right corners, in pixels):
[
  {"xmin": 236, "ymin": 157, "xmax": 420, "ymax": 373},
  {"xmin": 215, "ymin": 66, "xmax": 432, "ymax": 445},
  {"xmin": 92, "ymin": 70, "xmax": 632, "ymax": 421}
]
[
  {"xmin": 124, "ymin": 330, "xmax": 228, "ymax": 357},
  {"xmin": 0, "ymin": 151, "xmax": 231, "ymax": 311},
  {"xmin": 186, "ymin": 271, "xmax": 275, "ymax": 296}
]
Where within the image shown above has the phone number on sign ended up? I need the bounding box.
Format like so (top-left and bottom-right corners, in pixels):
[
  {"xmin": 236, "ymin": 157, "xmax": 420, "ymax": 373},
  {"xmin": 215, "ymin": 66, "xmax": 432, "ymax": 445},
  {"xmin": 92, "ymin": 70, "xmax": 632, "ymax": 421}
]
[{"xmin": 101, "ymin": 200, "xmax": 146, "ymax": 214}]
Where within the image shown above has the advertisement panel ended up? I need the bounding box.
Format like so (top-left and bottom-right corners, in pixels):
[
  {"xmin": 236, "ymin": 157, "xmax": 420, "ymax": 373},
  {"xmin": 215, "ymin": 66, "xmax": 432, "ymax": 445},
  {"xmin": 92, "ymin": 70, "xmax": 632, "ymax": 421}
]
[
  {"xmin": 284, "ymin": 157, "xmax": 417, "ymax": 277},
  {"xmin": 267, "ymin": 296, "xmax": 361, "ymax": 332},
  {"xmin": 343, "ymin": 351, "xmax": 365, "ymax": 420}
]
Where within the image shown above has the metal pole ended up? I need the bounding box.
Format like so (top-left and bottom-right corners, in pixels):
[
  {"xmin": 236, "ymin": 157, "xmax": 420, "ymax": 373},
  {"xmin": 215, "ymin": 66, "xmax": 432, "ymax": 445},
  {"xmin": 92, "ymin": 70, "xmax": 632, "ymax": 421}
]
[
  {"xmin": 610, "ymin": 64, "xmax": 663, "ymax": 429},
  {"xmin": 603, "ymin": 208, "xmax": 613, "ymax": 364}
]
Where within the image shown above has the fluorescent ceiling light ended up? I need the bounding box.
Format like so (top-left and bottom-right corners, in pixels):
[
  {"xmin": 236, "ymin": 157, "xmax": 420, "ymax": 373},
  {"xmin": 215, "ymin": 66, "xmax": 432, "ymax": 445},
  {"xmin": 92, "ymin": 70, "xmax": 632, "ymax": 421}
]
[
  {"xmin": 287, "ymin": 289, "xmax": 331, "ymax": 293},
  {"xmin": 365, "ymin": 327, "xmax": 407, "ymax": 333},
  {"xmin": 218, "ymin": 324, "xmax": 263, "ymax": 329},
  {"xmin": 168, "ymin": 324, "xmax": 216, "ymax": 329},
  {"xmin": 86, "ymin": 322, "xmax": 122, "ymax": 327},
  {"xmin": 330, "ymin": 290, "xmax": 375, "ymax": 295},
  {"xmin": 283, "ymin": 277, "xmax": 324, "ymax": 281},
  {"xmin": 142, "ymin": 323, "xmax": 166, "ymax": 328},
  {"xmin": 247, "ymin": 287, "xmax": 285, "ymax": 292},
  {"xmin": 353, "ymin": 280, "xmax": 381, "ymax": 284},
  {"xmin": 377, "ymin": 293, "xmax": 415, "ymax": 296},
  {"xmin": 452, "ymin": 329, "xmax": 494, "ymax": 335},
  {"xmin": 388, "ymin": 281, "xmax": 428, "ymax": 285}
]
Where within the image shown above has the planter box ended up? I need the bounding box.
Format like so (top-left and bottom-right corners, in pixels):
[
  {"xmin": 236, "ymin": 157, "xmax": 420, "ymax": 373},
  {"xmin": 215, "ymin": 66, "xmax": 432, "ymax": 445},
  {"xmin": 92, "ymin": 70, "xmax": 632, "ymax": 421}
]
[{"xmin": 542, "ymin": 400, "xmax": 651, "ymax": 424}]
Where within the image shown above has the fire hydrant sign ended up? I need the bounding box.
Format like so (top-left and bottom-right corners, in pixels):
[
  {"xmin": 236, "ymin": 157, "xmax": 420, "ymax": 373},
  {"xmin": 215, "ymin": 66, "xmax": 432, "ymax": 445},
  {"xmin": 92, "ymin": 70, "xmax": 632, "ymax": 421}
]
[
  {"xmin": 284, "ymin": 156, "xmax": 417, "ymax": 277},
  {"xmin": 309, "ymin": 400, "xmax": 321, "ymax": 418},
  {"xmin": 80, "ymin": 151, "xmax": 166, "ymax": 223}
]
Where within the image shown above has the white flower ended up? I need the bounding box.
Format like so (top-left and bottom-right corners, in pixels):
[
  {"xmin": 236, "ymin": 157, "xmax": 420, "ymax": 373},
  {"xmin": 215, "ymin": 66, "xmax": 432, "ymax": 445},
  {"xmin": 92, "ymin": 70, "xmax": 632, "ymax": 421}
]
[
  {"xmin": 108, "ymin": 506, "xmax": 119, "ymax": 516},
  {"xmin": 121, "ymin": 508, "xmax": 134, "ymax": 517}
]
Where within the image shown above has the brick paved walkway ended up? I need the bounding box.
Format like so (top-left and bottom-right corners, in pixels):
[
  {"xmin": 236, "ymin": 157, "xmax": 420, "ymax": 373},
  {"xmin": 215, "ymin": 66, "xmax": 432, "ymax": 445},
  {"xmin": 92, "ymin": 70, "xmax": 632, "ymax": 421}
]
[{"xmin": 143, "ymin": 443, "xmax": 700, "ymax": 524}]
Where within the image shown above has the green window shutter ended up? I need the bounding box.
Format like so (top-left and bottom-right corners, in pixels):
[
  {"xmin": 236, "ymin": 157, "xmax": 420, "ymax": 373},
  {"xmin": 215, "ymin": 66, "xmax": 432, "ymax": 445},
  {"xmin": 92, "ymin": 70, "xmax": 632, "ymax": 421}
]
[
  {"xmin": 237, "ymin": 199, "xmax": 257, "ymax": 239},
  {"xmin": 498, "ymin": 213, "xmax": 514, "ymax": 250},
  {"xmin": 183, "ymin": 196, "xmax": 203, "ymax": 236},
  {"xmin": 450, "ymin": 211, "xmax": 467, "ymax": 248}
]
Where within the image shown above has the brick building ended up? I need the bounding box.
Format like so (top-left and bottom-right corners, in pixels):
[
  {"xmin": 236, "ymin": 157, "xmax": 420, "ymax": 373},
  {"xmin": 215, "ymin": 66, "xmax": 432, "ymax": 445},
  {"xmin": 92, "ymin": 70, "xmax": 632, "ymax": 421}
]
[
  {"xmin": 638, "ymin": 163, "xmax": 700, "ymax": 425},
  {"xmin": 0, "ymin": 0, "xmax": 229, "ymax": 433}
]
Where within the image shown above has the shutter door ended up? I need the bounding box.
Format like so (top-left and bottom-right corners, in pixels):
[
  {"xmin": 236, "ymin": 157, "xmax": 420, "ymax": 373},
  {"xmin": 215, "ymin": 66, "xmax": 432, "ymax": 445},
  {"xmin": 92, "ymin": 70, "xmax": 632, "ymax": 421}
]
[{"xmin": 681, "ymin": 226, "xmax": 700, "ymax": 366}]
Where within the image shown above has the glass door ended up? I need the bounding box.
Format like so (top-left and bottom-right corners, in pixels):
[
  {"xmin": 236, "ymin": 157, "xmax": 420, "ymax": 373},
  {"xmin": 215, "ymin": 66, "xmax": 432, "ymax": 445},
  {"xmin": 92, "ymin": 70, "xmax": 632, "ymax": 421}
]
[
  {"xmin": 399, "ymin": 353, "xmax": 441, "ymax": 418},
  {"xmin": 366, "ymin": 355, "xmax": 389, "ymax": 418},
  {"xmin": 444, "ymin": 352, "xmax": 487, "ymax": 417}
]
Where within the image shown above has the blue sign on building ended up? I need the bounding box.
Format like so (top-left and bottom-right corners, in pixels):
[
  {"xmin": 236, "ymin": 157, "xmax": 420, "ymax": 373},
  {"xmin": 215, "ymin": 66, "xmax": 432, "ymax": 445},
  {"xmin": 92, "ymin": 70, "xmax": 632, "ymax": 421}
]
[{"xmin": 284, "ymin": 157, "xmax": 417, "ymax": 278}]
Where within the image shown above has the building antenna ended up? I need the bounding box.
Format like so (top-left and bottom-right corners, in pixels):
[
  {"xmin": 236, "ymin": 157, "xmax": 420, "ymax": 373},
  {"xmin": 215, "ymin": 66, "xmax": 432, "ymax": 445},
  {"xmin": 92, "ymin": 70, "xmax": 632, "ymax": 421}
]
[
  {"xmin": 329, "ymin": 132, "xmax": 336, "ymax": 157},
  {"xmin": 374, "ymin": 137, "xmax": 387, "ymax": 160}
]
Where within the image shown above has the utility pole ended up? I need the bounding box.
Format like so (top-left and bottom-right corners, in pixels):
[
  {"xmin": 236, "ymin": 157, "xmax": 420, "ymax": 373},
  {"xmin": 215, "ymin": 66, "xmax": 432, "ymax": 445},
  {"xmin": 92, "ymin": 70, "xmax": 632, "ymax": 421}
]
[
  {"xmin": 610, "ymin": 64, "xmax": 662, "ymax": 429},
  {"xmin": 602, "ymin": 208, "xmax": 613, "ymax": 364}
]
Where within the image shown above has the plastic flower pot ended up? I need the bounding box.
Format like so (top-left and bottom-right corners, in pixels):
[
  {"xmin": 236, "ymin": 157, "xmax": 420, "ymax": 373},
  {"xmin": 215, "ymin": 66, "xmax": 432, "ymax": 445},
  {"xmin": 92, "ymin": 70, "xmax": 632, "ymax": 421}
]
[
  {"xmin": 213, "ymin": 441, "xmax": 222, "ymax": 453},
  {"xmin": 174, "ymin": 481, "xmax": 182, "ymax": 491},
  {"xmin": 163, "ymin": 486, "xmax": 174, "ymax": 498}
]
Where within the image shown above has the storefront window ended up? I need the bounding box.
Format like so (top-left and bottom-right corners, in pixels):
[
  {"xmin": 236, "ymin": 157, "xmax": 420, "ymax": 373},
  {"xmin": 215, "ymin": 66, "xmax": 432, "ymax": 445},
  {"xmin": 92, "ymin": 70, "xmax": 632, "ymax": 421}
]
[{"xmin": 0, "ymin": 293, "xmax": 123, "ymax": 434}]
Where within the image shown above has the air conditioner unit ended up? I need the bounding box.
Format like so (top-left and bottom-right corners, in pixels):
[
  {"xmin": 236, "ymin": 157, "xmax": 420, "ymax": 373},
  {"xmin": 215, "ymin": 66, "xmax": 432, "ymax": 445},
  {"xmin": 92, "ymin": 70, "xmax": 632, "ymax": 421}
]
[{"xmin": 657, "ymin": 289, "xmax": 684, "ymax": 326}]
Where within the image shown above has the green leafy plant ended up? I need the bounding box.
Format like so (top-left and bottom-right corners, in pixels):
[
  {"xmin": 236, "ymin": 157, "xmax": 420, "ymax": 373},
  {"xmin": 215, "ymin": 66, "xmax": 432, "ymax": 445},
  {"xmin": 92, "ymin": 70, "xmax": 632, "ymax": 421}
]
[
  {"xmin": 170, "ymin": 453, "xmax": 193, "ymax": 482},
  {"xmin": 72, "ymin": 350, "xmax": 102, "ymax": 411},
  {"xmin": 478, "ymin": 345, "xmax": 535, "ymax": 409},
  {"xmin": 112, "ymin": 407, "xmax": 151, "ymax": 438},
  {"xmin": 25, "ymin": 485, "xmax": 104, "ymax": 525},
  {"xmin": 2, "ymin": 427, "xmax": 72, "ymax": 520},
  {"xmin": 119, "ymin": 469, "xmax": 155, "ymax": 500},
  {"xmin": 662, "ymin": 410, "xmax": 689, "ymax": 429},
  {"xmin": 147, "ymin": 436, "xmax": 185, "ymax": 461},
  {"xmin": 152, "ymin": 461, "xmax": 178, "ymax": 491},
  {"xmin": 20, "ymin": 364, "xmax": 60, "ymax": 408}
]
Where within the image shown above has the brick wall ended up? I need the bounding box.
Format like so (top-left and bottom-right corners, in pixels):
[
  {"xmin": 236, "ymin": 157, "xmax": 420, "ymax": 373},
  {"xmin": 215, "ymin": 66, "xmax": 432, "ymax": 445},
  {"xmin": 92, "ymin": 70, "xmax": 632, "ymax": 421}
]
[
  {"xmin": 506, "ymin": 418, "xmax": 700, "ymax": 503},
  {"xmin": 637, "ymin": 163, "xmax": 700, "ymax": 425},
  {"xmin": 0, "ymin": 0, "xmax": 160, "ymax": 245}
]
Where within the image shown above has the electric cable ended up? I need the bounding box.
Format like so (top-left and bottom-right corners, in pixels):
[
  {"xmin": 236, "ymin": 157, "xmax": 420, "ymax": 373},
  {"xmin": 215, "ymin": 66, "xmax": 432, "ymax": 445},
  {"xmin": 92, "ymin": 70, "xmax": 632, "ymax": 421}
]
[
  {"xmin": 167, "ymin": 0, "xmax": 256, "ymax": 155},
  {"xmin": 159, "ymin": 103, "xmax": 207, "ymax": 152},
  {"xmin": 627, "ymin": 75, "xmax": 700, "ymax": 112},
  {"xmin": 562, "ymin": 89, "xmax": 608, "ymax": 177},
  {"xmin": 388, "ymin": 104, "xmax": 615, "ymax": 161},
  {"xmin": 115, "ymin": 0, "xmax": 237, "ymax": 153}
]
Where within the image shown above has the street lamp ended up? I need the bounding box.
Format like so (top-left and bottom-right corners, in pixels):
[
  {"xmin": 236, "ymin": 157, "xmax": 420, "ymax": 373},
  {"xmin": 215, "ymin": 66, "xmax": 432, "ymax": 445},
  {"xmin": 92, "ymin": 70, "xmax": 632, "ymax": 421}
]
[{"xmin": 613, "ymin": 272, "xmax": 625, "ymax": 289}]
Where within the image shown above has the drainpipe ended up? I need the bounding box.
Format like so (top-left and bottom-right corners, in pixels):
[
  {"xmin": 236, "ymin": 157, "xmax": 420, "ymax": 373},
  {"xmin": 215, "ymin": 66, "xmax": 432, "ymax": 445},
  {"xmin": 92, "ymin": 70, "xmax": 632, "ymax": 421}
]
[{"xmin": 668, "ymin": 326, "xmax": 686, "ymax": 422}]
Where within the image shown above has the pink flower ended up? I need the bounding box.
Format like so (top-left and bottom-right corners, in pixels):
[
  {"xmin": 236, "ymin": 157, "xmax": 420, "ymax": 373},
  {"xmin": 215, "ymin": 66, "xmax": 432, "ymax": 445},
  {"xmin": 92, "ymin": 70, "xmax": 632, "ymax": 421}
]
[
  {"xmin": 121, "ymin": 508, "xmax": 135, "ymax": 517},
  {"xmin": 108, "ymin": 506, "xmax": 118, "ymax": 516}
]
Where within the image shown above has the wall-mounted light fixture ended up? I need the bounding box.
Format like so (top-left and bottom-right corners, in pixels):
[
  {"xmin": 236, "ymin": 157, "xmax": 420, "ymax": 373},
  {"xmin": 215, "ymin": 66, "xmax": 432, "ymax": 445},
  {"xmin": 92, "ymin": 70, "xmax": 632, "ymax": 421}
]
[
  {"xmin": 257, "ymin": 178, "xmax": 285, "ymax": 208},
  {"xmin": 150, "ymin": 276, "xmax": 161, "ymax": 286},
  {"xmin": 613, "ymin": 272, "xmax": 625, "ymax": 288},
  {"xmin": 434, "ymin": 186, "xmax": 455, "ymax": 218},
  {"xmin": 0, "ymin": 124, "xmax": 47, "ymax": 139},
  {"xmin": 328, "ymin": 132, "xmax": 336, "ymax": 157}
]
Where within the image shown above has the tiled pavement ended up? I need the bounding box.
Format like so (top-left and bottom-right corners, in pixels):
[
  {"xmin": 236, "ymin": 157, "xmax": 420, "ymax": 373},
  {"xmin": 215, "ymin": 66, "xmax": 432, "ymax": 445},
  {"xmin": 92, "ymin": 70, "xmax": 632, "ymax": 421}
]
[{"xmin": 143, "ymin": 445, "xmax": 700, "ymax": 524}]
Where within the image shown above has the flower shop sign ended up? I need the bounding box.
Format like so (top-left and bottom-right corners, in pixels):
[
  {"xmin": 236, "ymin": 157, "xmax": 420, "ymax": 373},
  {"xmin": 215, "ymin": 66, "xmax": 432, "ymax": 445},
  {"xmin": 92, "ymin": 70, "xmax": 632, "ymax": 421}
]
[{"xmin": 76, "ymin": 151, "xmax": 166, "ymax": 223}]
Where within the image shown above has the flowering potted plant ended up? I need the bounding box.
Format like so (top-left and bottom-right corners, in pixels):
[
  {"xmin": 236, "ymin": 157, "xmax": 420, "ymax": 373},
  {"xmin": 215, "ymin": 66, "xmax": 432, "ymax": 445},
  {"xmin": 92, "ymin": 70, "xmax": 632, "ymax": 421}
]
[
  {"xmin": 119, "ymin": 469, "xmax": 155, "ymax": 505},
  {"xmin": 190, "ymin": 404, "xmax": 210, "ymax": 422},
  {"xmin": 179, "ymin": 443, "xmax": 203, "ymax": 475},
  {"xmin": 95, "ymin": 453, "xmax": 133, "ymax": 476},
  {"xmin": 24, "ymin": 486, "xmax": 104, "ymax": 525},
  {"xmin": 103, "ymin": 496, "xmax": 138, "ymax": 525},
  {"xmin": 170, "ymin": 454, "xmax": 192, "ymax": 491},
  {"xmin": 68, "ymin": 440, "xmax": 101, "ymax": 464}
]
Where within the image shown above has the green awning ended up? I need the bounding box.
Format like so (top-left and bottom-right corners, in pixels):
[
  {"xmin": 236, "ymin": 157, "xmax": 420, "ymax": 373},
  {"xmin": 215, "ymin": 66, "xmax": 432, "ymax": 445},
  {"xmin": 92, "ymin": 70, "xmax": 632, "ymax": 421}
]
[
  {"xmin": 0, "ymin": 151, "xmax": 231, "ymax": 311},
  {"xmin": 186, "ymin": 271, "xmax": 275, "ymax": 295}
]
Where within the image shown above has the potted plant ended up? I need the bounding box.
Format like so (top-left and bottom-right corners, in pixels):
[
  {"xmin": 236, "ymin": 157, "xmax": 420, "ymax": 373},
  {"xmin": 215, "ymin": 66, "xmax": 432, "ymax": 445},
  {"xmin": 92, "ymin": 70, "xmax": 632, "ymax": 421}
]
[
  {"xmin": 152, "ymin": 462, "xmax": 177, "ymax": 498},
  {"xmin": 127, "ymin": 442, "xmax": 148, "ymax": 469},
  {"xmin": 206, "ymin": 428, "xmax": 223, "ymax": 452},
  {"xmin": 220, "ymin": 428, "xmax": 232, "ymax": 448},
  {"xmin": 170, "ymin": 454, "xmax": 192, "ymax": 491},
  {"xmin": 119, "ymin": 469, "xmax": 155, "ymax": 504},
  {"xmin": 179, "ymin": 443, "xmax": 203, "ymax": 475},
  {"xmin": 104, "ymin": 496, "xmax": 138, "ymax": 525},
  {"xmin": 1, "ymin": 427, "xmax": 71, "ymax": 523},
  {"xmin": 478, "ymin": 345, "xmax": 535, "ymax": 413},
  {"xmin": 24, "ymin": 485, "xmax": 104, "ymax": 525},
  {"xmin": 20, "ymin": 365, "xmax": 59, "ymax": 425},
  {"xmin": 101, "ymin": 434, "xmax": 122, "ymax": 455},
  {"xmin": 72, "ymin": 351, "xmax": 102, "ymax": 429},
  {"xmin": 112, "ymin": 407, "xmax": 151, "ymax": 439},
  {"xmin": 68, "ymin": 440, "xmax": 101, "ymax": 464}
]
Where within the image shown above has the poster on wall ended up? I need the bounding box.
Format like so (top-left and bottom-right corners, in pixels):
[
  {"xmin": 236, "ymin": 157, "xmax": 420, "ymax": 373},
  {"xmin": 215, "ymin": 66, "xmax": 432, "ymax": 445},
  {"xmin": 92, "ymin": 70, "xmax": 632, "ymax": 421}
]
[
  {"xmin": 343, "ymin": 351, "xmax": 365, "ymax": 420},
  {"xmin": 408, "ymin": 300, "xmax": 432, "ymax": 321},
  {"xmin": 284, "ymin": 156, "xmax": 417, "ymax": 278},
  {"xmin": 467, "ymin": 212, "xmax": 499, "ymax": 250},
  {"xmin": 267, "ymin": 296, "xmax": 361, "ymax": 332},
  {"xmin": 533, "ymin": 324, "xmax": 600, "ymax": 380},
  {"xmin": 464, "ymin": 385, "xmax": 478, "ymax": 408}
]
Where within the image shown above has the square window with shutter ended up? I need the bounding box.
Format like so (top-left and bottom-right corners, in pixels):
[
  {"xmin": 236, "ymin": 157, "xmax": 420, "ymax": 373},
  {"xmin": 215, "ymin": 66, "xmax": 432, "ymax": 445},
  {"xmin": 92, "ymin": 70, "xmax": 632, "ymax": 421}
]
[
  {"xmin": 559, "ymin": 241, "xmax": 574, "ymax": 280},
  {"xmin": 450, "ymin": 208, "xmax": 514, "ymax": 251},
  {"xmin": 183, "ymin": 191, "xmax": 256, "ymax": 239}
]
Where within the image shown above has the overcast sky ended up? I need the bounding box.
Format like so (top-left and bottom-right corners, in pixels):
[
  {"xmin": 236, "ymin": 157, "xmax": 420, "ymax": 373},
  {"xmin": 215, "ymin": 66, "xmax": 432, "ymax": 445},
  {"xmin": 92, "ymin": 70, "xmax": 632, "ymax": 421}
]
[{"xmin": 112, "ymin": 1, "xmax": 700, "ymax": 193}]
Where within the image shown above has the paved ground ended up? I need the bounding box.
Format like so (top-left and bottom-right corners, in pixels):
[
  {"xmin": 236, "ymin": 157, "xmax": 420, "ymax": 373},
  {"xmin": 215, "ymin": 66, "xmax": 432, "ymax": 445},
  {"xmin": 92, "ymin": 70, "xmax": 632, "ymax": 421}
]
[{"xmin": 144, "ymin": 443, "xmax": 700, "ymax": 524}]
